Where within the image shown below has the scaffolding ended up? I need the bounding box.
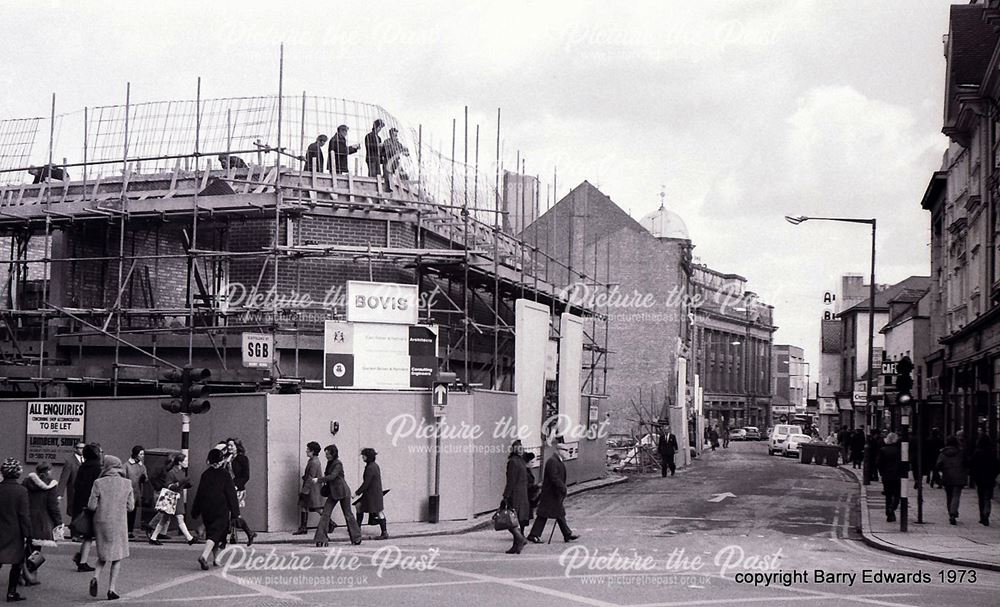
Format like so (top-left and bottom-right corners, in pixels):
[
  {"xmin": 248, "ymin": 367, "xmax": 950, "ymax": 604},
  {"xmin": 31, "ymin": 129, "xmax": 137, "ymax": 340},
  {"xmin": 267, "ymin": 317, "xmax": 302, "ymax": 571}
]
[{"xmin": 0, "ymin": 53, "xmax": 610, "ymax": 400}]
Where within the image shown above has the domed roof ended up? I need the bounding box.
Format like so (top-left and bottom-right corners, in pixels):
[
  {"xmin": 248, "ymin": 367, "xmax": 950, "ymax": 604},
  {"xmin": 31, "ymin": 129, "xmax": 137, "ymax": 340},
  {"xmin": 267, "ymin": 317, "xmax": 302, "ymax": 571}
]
[{"xmin": 640, "ymin": 202, "xmax": 689, "ymax": 240}]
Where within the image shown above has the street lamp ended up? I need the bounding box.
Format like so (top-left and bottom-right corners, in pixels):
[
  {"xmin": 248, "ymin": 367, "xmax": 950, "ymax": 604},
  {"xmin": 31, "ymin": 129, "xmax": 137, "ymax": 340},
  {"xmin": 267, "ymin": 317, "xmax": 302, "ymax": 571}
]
[{"xmin": 786, "ymin": 214, "xmax": 877, "ymax": 484}]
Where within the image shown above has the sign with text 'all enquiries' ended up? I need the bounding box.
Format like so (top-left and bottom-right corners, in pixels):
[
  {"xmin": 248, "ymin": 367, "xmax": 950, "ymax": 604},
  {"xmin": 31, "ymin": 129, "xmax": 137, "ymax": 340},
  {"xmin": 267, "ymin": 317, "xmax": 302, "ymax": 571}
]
[
  {"xmin": 347, "ymin": 281, "xmax": 419, "ymax": 325},
  {"xmin": 323, "ymin": 321, "xmax": 438, "ymax": 389},
  {"xmin": 26, "ymin": 401, "xmax": 86, "ymax": 465}
]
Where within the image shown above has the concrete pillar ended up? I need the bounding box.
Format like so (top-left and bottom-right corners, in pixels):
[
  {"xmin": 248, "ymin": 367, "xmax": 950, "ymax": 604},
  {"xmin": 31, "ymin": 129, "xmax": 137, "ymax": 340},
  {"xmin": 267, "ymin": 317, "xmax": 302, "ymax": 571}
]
[{"xmin": 671, "ymin": 357, "xmax": 690, "ymax": 467}]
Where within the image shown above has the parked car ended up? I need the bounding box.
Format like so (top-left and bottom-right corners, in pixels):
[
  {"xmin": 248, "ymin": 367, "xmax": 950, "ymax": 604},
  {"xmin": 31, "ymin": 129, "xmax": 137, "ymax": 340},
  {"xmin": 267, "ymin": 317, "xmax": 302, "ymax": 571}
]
[
  {"xmin": 728, "ymin": 428, "xmax": 747, "ymax": 441},
  {"xmin": 742, "ymin": 426, "xmax": 761, "ymax": 441},
  {"xmin": 767, "ymin": 424, "xmax": 804, "ymax": 455},
  {"xmin": 782, "ymin": 433, "xmax": 812, "ymax": 457}
]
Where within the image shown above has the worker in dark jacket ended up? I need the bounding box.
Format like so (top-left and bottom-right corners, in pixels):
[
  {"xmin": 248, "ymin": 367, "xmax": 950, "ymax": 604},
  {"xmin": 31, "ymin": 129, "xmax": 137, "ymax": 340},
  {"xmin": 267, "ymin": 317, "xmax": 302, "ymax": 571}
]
[
  {"xmin": 501, "ymin": 441, "xmax": 529, "ymax": 554},
  {"xmin": 303, "ymin": 134, "xmax": 328, "ymax": 172},
  {"xmin": 937, "ymin": 436, "xmax": 968, "ymax": 525},
  {"xmin": 526, "ymin": 437, "xmax": 580, "ymax": 544},
  {"xmin": 970, "ymin": 434, "xmax": 999, "ymax": 526},
  {"xmin": 0, "ymin": 459, "xmax": 31, "ymax": 602},
  {"xmin": 364, "ymin": 119, "xmax": 385, "ymax": 179},
  {"xmin": 328, "ymin": 125, "xmax": 359, "ymax": 175},
  {"xmin": 657, "ymin": 427, "xmax": 678, "ymax": 477},
  {"xmin": 876, "ymin": 433, "xmax": 902, "ymax": 522},
  {"xmin": 72, "ymin": 443, "xmax": 103, "ymax": 572},
  {"xmin": 354, "ymin": 448, "xmax": 388, "ymax": 540},
  {"xmin": 192, "ymin": 449, "xmax": 240, "ymax": 570}
]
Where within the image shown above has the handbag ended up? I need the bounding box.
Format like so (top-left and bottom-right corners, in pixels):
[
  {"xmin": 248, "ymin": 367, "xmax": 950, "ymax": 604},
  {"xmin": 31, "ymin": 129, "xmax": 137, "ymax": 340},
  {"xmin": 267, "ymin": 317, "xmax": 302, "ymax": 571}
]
[
  {"xmin": 492, "ymin": 505, "xmax": 518, "ymax": 531},
  {"xmin": 70, "ymin": 511, "xmax": 93, "ymax": 537},
  {"xmin": 155, "ymin": 488, "xmax": 180, "ymax": 515},
  {"xmin": 320, "ymin": 483, "xmax": 330, "ymax": 498},
  {"xmin": 25, "ymin": 550, "xmax": 45, "ymax": 573}
]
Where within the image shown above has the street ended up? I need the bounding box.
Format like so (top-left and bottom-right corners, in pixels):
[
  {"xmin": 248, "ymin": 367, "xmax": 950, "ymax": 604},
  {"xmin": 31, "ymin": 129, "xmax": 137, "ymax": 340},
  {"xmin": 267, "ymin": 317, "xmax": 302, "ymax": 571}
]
[{"xmin": 21, "ymin": 442, "xmax": 1000, "ymax": 606}]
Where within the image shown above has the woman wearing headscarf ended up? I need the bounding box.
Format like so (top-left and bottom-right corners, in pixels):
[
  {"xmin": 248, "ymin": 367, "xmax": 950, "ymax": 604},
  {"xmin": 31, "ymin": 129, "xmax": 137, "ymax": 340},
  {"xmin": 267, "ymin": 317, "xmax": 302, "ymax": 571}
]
[
  {"xmin": 123, "ymin": 446, "xmax": 147, "ymax": 540},
  {"xmin": 970, "ymin": 433, "xmax": 999, "ymax": 526},
  {"xmin": 191, "ymin": 449, "xmax": 240, "ymax": 570},
  {"xmin": 86, "ymin": 455, "xmax": 133, "ymax": 600},
  {"xmin": 0, "ymin": 459, "xmax": 31, "ymax": 602},
  {"xmin": 501, "ymin": 440, "xmax": 529, "ymax": 554},
  {"xmin": 149, "ymin": 452, "xmax": 195, "ymax": 545},
  {"xmin": 314, "ymin": 444, "xmax": 362, "ymax": 547},
  {"xmin": 225, "ymin": 438, "xmax": 256, "ymax": 546},
  {"xmin": 71, "ymin": 443, "xmax": 102, "ymax": 572},
  {"xmin": 21, "ymin": 462, "xmax": 61, "ymax": 586},
  {"xmin": 355, "ymin": 448, "xmax": 388, "ymax": 540}
]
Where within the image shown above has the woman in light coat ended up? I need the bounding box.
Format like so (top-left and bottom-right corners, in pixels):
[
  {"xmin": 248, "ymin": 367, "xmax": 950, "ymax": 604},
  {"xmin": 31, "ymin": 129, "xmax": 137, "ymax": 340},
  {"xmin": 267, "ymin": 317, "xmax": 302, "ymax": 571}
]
[
  {"xmin": 87, "ymin": 455, "xmax": 134, "ymax": 601},
  {"xmin": 123, "ymin": 446, "xmax": 147, "ymax": 539}
]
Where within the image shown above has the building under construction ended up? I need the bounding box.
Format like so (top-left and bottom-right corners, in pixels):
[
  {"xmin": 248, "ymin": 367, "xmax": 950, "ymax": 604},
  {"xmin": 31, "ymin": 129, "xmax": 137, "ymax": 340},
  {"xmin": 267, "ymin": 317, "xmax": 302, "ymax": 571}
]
[{"xmin": 0, "ymin": 89, "xmax": 610, "ymax": 401}]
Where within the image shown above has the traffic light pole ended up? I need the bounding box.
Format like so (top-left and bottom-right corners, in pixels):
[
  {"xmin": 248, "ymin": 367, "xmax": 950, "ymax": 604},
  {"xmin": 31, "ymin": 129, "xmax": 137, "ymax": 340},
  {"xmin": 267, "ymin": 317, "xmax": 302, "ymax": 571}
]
[
  {"xmin": 916, "ymin": 365, "xmax": 924, "ymax": 524},
  {"xmin": 181, "ymin": 413, "xmax": 191, "ymax": 468}
]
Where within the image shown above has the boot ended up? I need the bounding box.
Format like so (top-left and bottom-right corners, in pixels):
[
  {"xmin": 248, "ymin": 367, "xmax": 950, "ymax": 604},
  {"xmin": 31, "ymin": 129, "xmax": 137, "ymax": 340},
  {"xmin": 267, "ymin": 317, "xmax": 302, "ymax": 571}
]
[
  {"xmin": 238, "ymin": 518, "xmax": 256, "ymax": 546},
  {"xmin": 293, "ymin": 512, "xmax": 309, "ymax": 535},
  {"xmin": 377, "ymin": 518, "xmax": 389, "ymax": 540}
]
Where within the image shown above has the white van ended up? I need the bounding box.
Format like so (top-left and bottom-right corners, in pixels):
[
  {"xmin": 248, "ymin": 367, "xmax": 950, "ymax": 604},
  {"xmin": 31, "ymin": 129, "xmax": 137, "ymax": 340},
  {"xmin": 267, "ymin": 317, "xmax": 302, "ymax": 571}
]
[{"xmin": 767, "ymin": 424, "xmax": 804, "ymax": 455}]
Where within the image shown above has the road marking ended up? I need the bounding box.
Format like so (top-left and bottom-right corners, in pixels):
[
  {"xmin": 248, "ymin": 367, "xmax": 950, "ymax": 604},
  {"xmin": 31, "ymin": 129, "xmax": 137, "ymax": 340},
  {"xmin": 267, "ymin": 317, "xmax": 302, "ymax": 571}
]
[
  {"xmin": 434, "ymin": 564, "xmax": 619, "ymax": 607},
  {"xmin": 707, "ymin": 492, "xmax": 737, "ymax": 502},
  {"xmin": 628, "ymin": 593, "xmax": 916, "ymax": 607},
  {"xmin": 124, "ymin": 571, "xmax": 215, "ymax": 600}
]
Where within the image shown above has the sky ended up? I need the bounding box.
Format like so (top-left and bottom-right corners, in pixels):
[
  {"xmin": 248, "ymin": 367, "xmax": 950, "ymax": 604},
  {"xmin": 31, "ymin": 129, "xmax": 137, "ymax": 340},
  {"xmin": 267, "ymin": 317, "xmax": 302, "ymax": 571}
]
[{"xmin": 0, "ymin": 0, "xmax": 957, "ymax": 372}]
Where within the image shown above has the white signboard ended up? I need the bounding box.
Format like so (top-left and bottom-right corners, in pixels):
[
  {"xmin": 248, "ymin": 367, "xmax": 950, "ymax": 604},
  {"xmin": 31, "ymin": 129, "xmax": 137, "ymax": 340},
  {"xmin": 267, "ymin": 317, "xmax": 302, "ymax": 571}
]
[
  {"xmin": 242, "ymin": 332, "xmax": 273, "ymax": 368},
  {"xmin": 346, "ymin": 281, "xmax": 419, "ymax": 325},
  {"xmin": 561, "ymin": 441, "xmax": 580, "ymax": 461},
  {"xmin": 26, "ymin": 401, "xmax": 86, "ymax": 464},
  {"xmin": 323, "ymin": 320, "xmax": 437, "ymax": 389}
]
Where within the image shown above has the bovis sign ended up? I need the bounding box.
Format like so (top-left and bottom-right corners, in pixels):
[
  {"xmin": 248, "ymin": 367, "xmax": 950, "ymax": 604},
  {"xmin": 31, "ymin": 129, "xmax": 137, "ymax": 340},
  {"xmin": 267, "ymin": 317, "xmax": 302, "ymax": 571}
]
[{"xmin": 346, "ymin": 281, "xmax": 419, "ymax": 325}]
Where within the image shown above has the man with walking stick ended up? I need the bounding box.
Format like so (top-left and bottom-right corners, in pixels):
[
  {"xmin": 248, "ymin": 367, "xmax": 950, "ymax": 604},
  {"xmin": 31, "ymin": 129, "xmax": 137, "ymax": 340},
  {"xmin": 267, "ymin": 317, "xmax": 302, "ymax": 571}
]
[{"xmin": 526, "ymin": 436, "xmax": 579, "ymax": 544}]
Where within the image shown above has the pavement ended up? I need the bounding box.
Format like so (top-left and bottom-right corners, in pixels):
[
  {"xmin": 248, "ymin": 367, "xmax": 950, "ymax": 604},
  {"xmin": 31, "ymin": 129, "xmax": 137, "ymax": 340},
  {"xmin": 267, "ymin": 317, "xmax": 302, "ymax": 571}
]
[
  {"xmin": 842, "ymin": 464, "xmax": 1000, "ymax": 571},
  {"xmin": 246, "ymin": 472, "xmax": 629, "ymax": 544}
]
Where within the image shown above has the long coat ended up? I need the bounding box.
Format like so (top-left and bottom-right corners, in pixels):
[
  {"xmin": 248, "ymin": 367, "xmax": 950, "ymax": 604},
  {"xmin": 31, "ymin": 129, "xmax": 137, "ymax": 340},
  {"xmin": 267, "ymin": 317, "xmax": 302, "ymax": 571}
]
[
  {"xmin": 232, "ymin": 454, "xmax": 250, "ymax": 492},
  {"xmin": 318, "ymin": 459, "xmax": 351, "ymax": 501},
  {"xmin": 503, "ymin": 454, "xmax": 530, "ymax": 524},
  {"xmin": 159, "ymin": 466, "xmax": 191, "ymax": 515},
  {"xmin": 970, "ymin": 442, "xmax": 999, "ymax": 488},
  {"xmin": 72, "ymin": 460, "xmax": 102, "ymax": 519},
  {"xmin": 192, "ymin": 466, "xmax": 240, "ymax": 544},
  {"xmin": 536, "ymin": 455, "xmax": 568, "ymax": 519},
  {"xmin": 124, "ymin": 459, "xmax": 148, "ymax": 506},
  {"xmin": 937, "ymin": 446, "xmax": 967, "ymax": 487},
  {"xmin": 299, "ymin": 456, "xmax": 325, "ymax": 510},
  {"xmin": 23, "ymin": 473, "xmax": 60, "ymax": 543},
  {"xmin": 877, "ymin": 443, "xmax": 902, "ymax": 482},
  {"xmin": 58, "ymin": 454, "xmax": 82, "ymax": 514},
  {"xmin": 0, "ymin": 478, "xmax": 31, "ymax": 564},
  {"xmin": 850, "ymin": 432, "xmax": 866, "ymax": 460},
  {"xmin": 356, "ymin": 461, "xmax": 384, "ymax": 513},
  {"xmin": 89, "ymin": 474, "xmax": 134, "ymax": 562},
  {"xmin": 658, "ymin": 433, "xmax": 678, "ymax": 459}
]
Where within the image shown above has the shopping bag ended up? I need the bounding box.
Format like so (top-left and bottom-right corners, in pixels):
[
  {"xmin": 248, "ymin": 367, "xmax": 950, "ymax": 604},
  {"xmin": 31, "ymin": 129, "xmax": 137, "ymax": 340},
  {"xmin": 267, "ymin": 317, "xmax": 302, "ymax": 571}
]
[
  {"xmin": 25, "ymin": 550, "xmax": 45, "ymax": 573},
  {"xmin": 492, "ymin": 507, "xmax": 518, "ymax": 531},
  {"xmin": 52, "ymin": 523, "xmax": 67, "ymax": 542},
  {"xmin": 155, "ymin": 488, "xmax": 180, "ymax": 515},
  {"xmin": 70, "ymin": 511, "xmax": 93, "ymax": 537}
]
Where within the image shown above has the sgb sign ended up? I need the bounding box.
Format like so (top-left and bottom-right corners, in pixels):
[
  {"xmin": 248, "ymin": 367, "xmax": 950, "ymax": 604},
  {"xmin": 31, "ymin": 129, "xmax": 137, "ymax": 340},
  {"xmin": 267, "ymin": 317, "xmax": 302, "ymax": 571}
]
[{"xmin": 242, "ymin": 332, "xmax": 273, "ymax": 368}]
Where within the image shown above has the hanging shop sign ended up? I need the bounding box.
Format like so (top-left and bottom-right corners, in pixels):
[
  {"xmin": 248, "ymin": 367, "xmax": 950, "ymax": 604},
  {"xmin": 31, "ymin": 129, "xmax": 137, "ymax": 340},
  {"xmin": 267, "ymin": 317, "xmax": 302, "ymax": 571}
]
[
  {"xmin": 323, "ymin": 320, "xmax": 437, "ymax": 390},
  {"xmin": 346, "ymin": 281, "xmax": 419, "ymax": 325},
  {"xmin": 25, "ymin": 401, "xmax": 86, "ymax": 465}
]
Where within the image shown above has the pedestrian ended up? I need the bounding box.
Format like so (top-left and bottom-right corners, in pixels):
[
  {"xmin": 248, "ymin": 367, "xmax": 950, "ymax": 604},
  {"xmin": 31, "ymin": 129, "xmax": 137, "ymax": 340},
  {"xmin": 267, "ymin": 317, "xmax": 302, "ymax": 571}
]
[
  {"xmin": 708, "ymin": 426, "xmax": 719, "ymax": 451},
  {"xmin": 657, "ymin": 427, "xmax": 678, "ymax": 477},
  {"xmin": 191, "ymin": 449, "xmax": 240, "ymax": 570},
  {"xmin": 123, "ymin": 446, "xmax": 147, "ymax": 540},
  {"xmin": 837, "ymin": 427, "xmax": 851, "ymax": 464},
  {"xmin": 722, "ymin": 424, "xmax": 730, "ymax": 449},
  {"xmin": 522, "ymin": 452, "xmax": 540, "ymax": 523},
  {"xmin": 58, "ymin": 442, "xmax": 85, "ymax": 530},
  {"xmin": 937, "ymin": 436, "xmax": 967, "ymax": 525},
  {"xmin": 293, "ymin": 442, "xmax": 324, "ymax": 535},
  {"xmin": 925, "ymin": 428, "xmax": 944, "ymax": 488},
  {"xmin": 527, "ymin": 437, "xmax": 580, "ymax": 545},
  {"xmin": 148, "ymin": 453, "xmax": 195, "ymax": 545},
  {"xmin": 850, "ymin": 429, "xmax": 866, "ymax": 469},
  {"xmin": 304, "ymin": 134, "xmax": 328, "ymax": 172},
  {"xmin": 867, "ymin": 429, "xmax": 883, "ymax": 482},
  {"xmin": 970, "ymin": 434, "xmax": 999, "ymax": 526},
  {"xmin": 354, "ymin": 448, "xmax": 388, "ymax": 540},
  {"xmin": 501, "ymin": 441, "xmax": 529, "ymax": 554},
  {"xmin": 313, "ymin": 444, "xmax": 362, "ymax": 547},
  {"xmin": 0, "ymin": 459, "xmax": 31, "ymax": 603},
  {"xmin": 876, "ymin": 433, "xmax": 902, "ymax": 522},
  {"xmin": 328, "ymin": 125, "xmax": 359, "ymax": 175},
  {"xmin": 72, "ymin": 443, "xmax": 102, "ymax": 572},
  {"xmin": 86, "ymin": 455, "xmax": 133, "ymax": 601},
  {"xmin": 382, "ymin": 127, "xmax": 410, "ymax": 180},
  {"xmin": 225, "ymin": 438, "xmax": 256, "ymax": 546},
  {"xmin": 364, "ymin": 119, "xmax": 385, "ymax": 182},
  {"xmin": 21, "ymin": 462, "xmax": 60, "ymax": 587}
]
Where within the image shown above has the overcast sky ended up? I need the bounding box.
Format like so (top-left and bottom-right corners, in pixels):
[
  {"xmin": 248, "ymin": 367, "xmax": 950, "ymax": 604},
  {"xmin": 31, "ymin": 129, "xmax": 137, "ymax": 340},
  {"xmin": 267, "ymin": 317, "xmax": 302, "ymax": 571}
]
[{"xmin": 0, "ymin": 0, "xmax": 956, "ymax": 371}]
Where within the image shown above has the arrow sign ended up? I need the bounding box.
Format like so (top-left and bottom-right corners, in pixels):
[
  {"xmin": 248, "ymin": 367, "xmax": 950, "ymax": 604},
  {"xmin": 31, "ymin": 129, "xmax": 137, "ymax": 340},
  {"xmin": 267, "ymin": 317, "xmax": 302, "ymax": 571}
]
[
  {"xmin": 707, "ymin": 492, "xmax": 736, "ymax": 503},
  {"xmin": 434, "ymin": 384, "xmax": 448, "ymax": 406}
]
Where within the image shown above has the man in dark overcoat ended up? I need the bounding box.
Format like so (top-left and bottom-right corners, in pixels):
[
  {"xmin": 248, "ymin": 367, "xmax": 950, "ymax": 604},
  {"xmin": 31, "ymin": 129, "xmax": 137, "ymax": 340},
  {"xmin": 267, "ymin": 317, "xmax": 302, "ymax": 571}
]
[
  {"xmin": 876, "ymin": 433, "xmax": 902, "ymax": 522},
  {"xmin": 58, "ymin": 442, "xmax": 85, "ymax": 523},
  {"xmin": 0, "ymin": 458, "xmax": 31, "ymax": 602},
  {"xmin": 526, "ymin": 437, "xmax": 579, "ymax": 543},
  {"xmin": 657, "ymin": 427, "xmax": 678, "ymax": 477}
]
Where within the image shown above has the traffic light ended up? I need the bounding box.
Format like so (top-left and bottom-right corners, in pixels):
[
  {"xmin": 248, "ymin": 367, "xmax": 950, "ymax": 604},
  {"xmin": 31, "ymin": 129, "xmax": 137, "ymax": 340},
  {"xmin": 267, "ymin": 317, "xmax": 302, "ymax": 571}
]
[
  {"xmin": 159, "ymin": 366, "xmax": 212, "ymax": 414},
  {"xmin": 896, "ymin": 356, "xmax": 914, "ymax": 404}
]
